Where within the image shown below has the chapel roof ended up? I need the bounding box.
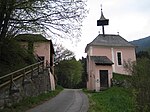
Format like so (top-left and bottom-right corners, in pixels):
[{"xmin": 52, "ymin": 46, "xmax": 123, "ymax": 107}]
[{"xmin": 85, "ymin": 34, "xmax": 135, "ymax": 52}]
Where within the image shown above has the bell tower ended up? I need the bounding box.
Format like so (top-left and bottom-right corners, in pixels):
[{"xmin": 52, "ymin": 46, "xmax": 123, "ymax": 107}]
[{"xmin": 97, "ymin": 5, "xmax": 109, "ymax": 36}]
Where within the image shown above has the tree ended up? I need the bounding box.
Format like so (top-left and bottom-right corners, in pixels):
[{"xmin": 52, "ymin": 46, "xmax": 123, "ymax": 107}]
[
  {"xmin": 136, "ymin": 51, "xmax": 150, "ymax": 59},
  {"xmin": 78, "ymin": 57, "xmax": 87, "ymax": 88},
  {"xmin": 124, "ymin": 58, "xmax": 150, "ymax": 112},
  {"xmin": 54, "ymin": 44, "xmax": 74, "ymax": 64},
  {"xmin": 0, "ymin": 0, "xmax": 87, "ymax": 39},
  {"xmin": 0, "ymin": 39, "xmax": 36, "ymax": 76},
  {"xmin": 55, "ymin": 57, "xmax": 83, "ymax": 88}
]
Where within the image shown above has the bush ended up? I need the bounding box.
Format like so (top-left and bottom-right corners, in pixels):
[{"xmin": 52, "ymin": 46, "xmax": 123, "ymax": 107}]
[
  {"xmin": 0, "ymin": 38, "xmax": 36, "ymax": 76},
  {"xmin": 55, "ymin": 58, "xmax": 83, "ymax": 88},
  {"xmin": 112, "ymin": 73, "xmax": 131, "ymax": 88},
  {"xmin": 128, "ymin": 58, "xmax": 150, "ymax": 112}
]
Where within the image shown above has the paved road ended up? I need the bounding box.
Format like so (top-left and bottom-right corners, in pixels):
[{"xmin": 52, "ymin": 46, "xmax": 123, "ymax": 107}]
[{"xmin": 26, "ymin": 89, "xmax": 89, "ymax": 112}]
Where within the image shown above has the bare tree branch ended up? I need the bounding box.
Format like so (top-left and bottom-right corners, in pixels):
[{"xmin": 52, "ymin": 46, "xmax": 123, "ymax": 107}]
[
  {"xmin": 54, "ymin": 44, "xmax": 75, "ymax": 64},
  {"xmin": 0, "ymin": 0, "xmax": 87, "ymax": 40}
]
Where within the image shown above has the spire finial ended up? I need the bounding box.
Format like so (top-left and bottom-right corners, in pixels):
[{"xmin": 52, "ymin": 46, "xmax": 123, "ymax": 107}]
[
  {"xmin": 117, "ymin": 32, "xmax": 119, "ymax": 35},
  {"xmin": 101, "ymin": 4, "xmax": 102, "ymax": 11}
]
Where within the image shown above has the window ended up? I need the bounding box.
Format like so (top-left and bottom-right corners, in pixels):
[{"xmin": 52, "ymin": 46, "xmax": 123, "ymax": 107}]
[
  {"xmin": 117, "ymin": 52, "xmax": 122, "ymax": 65},
  {"xmin": 38, "ymin": 56, "xmax": 45, "ymax": 61}
]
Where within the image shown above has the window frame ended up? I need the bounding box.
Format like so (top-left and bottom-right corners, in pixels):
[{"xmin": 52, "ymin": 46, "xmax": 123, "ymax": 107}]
[{"xmin": 116, "ymin": 51, "xmax": 123, "ymax": 66}]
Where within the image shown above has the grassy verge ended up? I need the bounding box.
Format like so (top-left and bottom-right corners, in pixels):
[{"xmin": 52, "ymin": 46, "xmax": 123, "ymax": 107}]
[
  {"xmin": 1, "ymin": 86, "xmax": 63, "ymax": 112},
  {"xmin": 113, "ymin": 73, "xmax": 131, "ymax": 81},
  {"xmin": 85, "ymin": 87, "xmax": 135, "ymax": 112}
]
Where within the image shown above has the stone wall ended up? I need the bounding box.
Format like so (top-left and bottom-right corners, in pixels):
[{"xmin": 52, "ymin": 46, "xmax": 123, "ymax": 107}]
[{"xmin": 0, "ymin": 68, "xmax": 51, "ymax": 109}]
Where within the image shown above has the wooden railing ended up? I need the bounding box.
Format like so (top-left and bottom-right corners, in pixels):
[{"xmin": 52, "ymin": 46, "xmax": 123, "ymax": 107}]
[{"xmin": 0, "ymin": 61, "xmax": 44, "ymax": 89}]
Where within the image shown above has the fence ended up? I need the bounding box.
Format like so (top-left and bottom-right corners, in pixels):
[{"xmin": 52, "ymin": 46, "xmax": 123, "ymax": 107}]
[
  {"xmin": 0, "ymin": 61, "xmax": 44, "ymax": 90},
  {"xmin": 0, "ymin": 61, "xmax": 52, "ymax": 109}
]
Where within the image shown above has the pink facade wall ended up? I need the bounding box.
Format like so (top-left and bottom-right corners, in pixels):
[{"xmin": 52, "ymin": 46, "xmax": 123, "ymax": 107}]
[
  {"xmin": 90, "ymin": 46, "xmax": 136, "ymax": 74},
  {"xmin": 87, "ymin": 58, "xmax": 112, "ymax": 91},
  {"xmin": 86, "ymin": 45, "xmax": 136, "ymax": 91},
  {"xmin": 113, "ymin": 47, "xmax": 136, "ymax": 74},
  {"xmin": 87, "ymin": 58, "xmax": 95, "ymax": 90},
  {"xmin": 19, "ymin": 41, "xmax": 55, "ymax": 90},
  {"xmin": 19, "ymin": 41, "xmax": 51, "ymax": 66},
  {"xmin": 33, "ymin": 42, "xmax": 55, "ymax": 90},
  {"xmin": 34, "ymin": 42, "xmax": 50, "ymax": 66},
  {"xmin": 95, "ymin": 65, "xmax": 112, "ymax": 91},
  {"xmin": 92, "ymin": 46, "xmax": 112, "ymax": 58}
]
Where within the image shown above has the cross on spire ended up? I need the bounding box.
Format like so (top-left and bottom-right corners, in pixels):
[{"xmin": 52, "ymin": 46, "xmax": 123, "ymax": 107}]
[{"xmin": 97, "ymin": 5, "xmax": 109, "ymax": 36}]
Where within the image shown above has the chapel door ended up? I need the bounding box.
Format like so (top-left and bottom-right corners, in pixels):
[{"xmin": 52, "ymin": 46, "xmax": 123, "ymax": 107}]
[{"xmin": 100, "ymin": 70, "xmax": 108, "ymax": 88}]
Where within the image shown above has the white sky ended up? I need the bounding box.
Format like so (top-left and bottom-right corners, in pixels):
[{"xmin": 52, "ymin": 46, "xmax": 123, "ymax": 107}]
[{"xmin": 64, "ymin": 0, "xmax": 150, "ymax": 59}]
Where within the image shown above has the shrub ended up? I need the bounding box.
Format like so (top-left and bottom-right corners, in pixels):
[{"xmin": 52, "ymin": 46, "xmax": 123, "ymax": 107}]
[
  {"xmin": 0, "ymin": 39, "xmax": 36, "ymax": 76},
  {"xmin": 126, "ymin": 58, "xmax": 150, "ymax": 112}
]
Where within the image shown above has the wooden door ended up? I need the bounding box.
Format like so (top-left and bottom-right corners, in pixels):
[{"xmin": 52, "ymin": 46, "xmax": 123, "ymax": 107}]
[{"xmin": 100, "ymin": 70, "xmax": 108, "ymax": 88}]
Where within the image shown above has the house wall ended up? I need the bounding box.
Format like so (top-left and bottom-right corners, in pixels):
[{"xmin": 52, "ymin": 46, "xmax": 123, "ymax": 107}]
[
  {"xmin": 19, "ymin": 41, "xmax": 51, "ymax": 66},
  {"xmin": 95, "ymin": 65, "xmax": 112, "ymax": 91},
  {"xmin": 18, "ymin": 40, "xmax": 55, "ymax": 91},
  {"xmin": 92, "ymin": 46, "xmax": 112, "ymax": 58},
  {"xmin": 113, "ymin": 47, "xmax": 136, "ymax": 74},
  {"xmin": 86, "ymin": 56, "xmax": 112, "ymax": 91},
  {"xmin": 90, "ymin": 46, "xmax": 136, "ymax": 75},
  {"xmin": 34, "ymin": 42, "xmax": 50, "ymax": 66},
  {"xmin": 86, "ymin": 45, "xmax": 136, "ymax": 90},
  {"xmin": 86, "ymin": 56, "xmax": 95, "ymax": 91}
]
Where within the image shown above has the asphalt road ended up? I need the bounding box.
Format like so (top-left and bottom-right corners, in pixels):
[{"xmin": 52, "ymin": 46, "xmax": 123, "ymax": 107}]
[{"xmin": 26, "ymin": 89, "xmax": 89, "ymax": 112}]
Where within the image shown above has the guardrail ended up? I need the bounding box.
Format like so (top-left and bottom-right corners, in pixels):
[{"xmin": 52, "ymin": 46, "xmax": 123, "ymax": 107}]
[{"xmin": 0, "ymin": 61, "xmax": 44, "ymax": 89}]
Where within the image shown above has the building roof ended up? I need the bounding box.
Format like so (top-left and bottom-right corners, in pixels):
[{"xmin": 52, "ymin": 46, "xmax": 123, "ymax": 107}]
[
  {"xmin": 85, "ymin": 34, "xmax": 135, "ymax": 52},
  {"xmin": 91, "ymin": 56, "xmax": 113, "ymax": 65},
  {"xmin": 15, "ymin": 34, "xmax": 55, "ymax": 54},
  {"xmin": 15, "ymin": 34, "xmax": 49, "ymax": 42}
]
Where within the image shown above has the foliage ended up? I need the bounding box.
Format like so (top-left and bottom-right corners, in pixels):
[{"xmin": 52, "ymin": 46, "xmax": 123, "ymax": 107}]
[
  {"xmin": 136, "ymin": 51, "xmax": 150, "ymax": 59},
  {"xmin": 128, "ymin": 58, "xmax": 150, "ymax": 112},
  {"xmin": 113, "ymin": 73, "xmax": 130, "ymax": 81},
  {"xmin": 55, "ymin": 57, "xmax": 83, "ymax": 88},
  {"xmin": 112, "ymin": 73, "xmax": 131, "ymax": 88},
  {"xmin": 0, "ymin": 38, "xmax": 36, "ymax": 76},
  {"xmin": 78, "ymin": 57, "xmax": 87, "ymax": 88},
  {"xmin": 85, "ymin": 87, "xmax": 135, "ymax": 112},
  {"xmin": 15, "ymin": 34, "xmax": 47, "ymax": 42},
  {"xmin": 54, "ymin": 44, "xmax": 74, "ymax": 64},
  {"xmin": 1, "ymin": 85, "xmax": 63, "ymax": 112},
  {"xmin": 0, "ymin": 0, "xmax": 87, "ymax": 39},
  {"xmin": 124, "ymin": 58, "xmax": 150, "ymax": 111}
]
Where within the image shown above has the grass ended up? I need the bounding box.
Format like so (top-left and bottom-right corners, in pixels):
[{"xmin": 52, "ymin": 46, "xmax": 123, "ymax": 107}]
[
  {"xmin": 84, "ymin": 73, "xmax": 135, "ymax": 112},
  {"xmin": 85, "ymin": 87, "xmax": 135, "ymax": 112},
  {"xmin": 113, "ymin": 73, "xmax": 131, "ymax": 81},
  {"xmin": 1, "ymin": 86, "xmax": 63, "ymax": 112}
]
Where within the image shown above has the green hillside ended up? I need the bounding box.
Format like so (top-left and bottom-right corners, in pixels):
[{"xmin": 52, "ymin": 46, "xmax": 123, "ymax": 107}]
[{"xmin": 131, "ymin": 36, "xmax": 150, "ymax": 53}]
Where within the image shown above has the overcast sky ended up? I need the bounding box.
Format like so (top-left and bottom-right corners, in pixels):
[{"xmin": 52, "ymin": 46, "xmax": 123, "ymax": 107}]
[{"xmin": 64, "ymin": 0, "xmax": 150, "ymax": 59}]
